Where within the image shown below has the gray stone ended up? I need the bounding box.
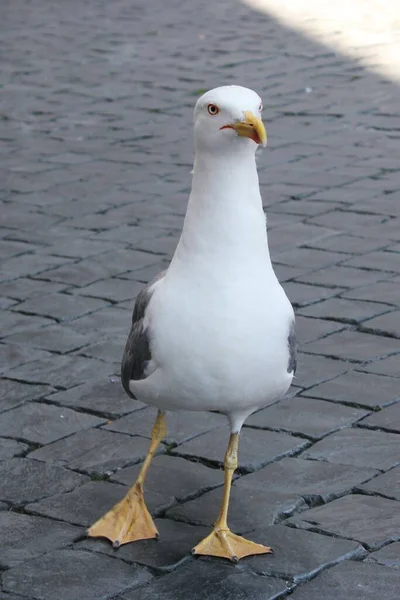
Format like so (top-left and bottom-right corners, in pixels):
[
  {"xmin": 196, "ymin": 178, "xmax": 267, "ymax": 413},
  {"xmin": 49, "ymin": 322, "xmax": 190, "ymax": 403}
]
[
  {"xmin": 105, "ymin": 407, "xmax": 226, "ymax": 445},
  {"xmin": 304, "ymin": 370, "xmax": 400, "ymax": 409},
  {"xmin": 294, "ymin": 315, "xmax": 345, "ymax": 344},
  {"xmin": 294, "ymin": 353, "xmax": 350, "ymax": 389},
  {"xmin": 344, "ymin": 251, "xmax": 400, "ymax": 273},
  {"xmin": 289, "ymin": 559, "xmax": 400, "ymax": 599},
  {"xmin": 359, "ymin": 356, "xmax": 400, "ymax": 377},
  {"xmin": 46, "ymin": 378, "xmax": 144, "ymax": 418},
  {"xmin": 0, "ymin": 380, "xmax": 53, "ymax": 413},
  {"xmin": 0, "ymin": 438, "xmax": 28, "ymax": 460},
  {"xmin": 12, "ymin": 293, "xmax": 108, "ymax": 321},
  {"xmin": 237, "ymin": 457, "xmax": 378, "ymax": 503},
  {"xmin": 245, "ymin": 524, "xmax": 363, "ymax": 581},
  {"xmin": 119, "ymin": 559, "xmax": 288, "ymax": 600},
  {"xmin": 298, "ymin": 297, "xmax": 392, "ymax": 324},
  {"xmin": 245, "ymin": 397, "xmax": 367, "ymax": 439},
  {"xmin": 0, "ymin": 312, "xmax": 54, "ymax": 337},
  {"xmin": 30, "ymin": 429, "xmax": 155, "ymax": 475},
  {"xmin": 2, "ymin": 549, "xmax": 152, "ymax": 600},
  {"xmin": 281, "ymin": 281, "xmax": 345, "ymax": 307},
  {"xmin": 342, "ymin": 280, "xmax": 400, "ymax": 306},
  {"xmin": 26, "ymin": 480, "xmax": 131, "ymax": 527},
  {"xmin": 0, "ymin": 343, "xmax": 52, "ymax": 374},
  {"xmin": 302, "ymin": 428, "xmax": 400, "ymax": 470},
  {"xmin": 297, "ymin": 265, "xmax": 386, "ymax": 288},
  {"xmin": 111, "ymin": 455, "xmax": 223, "ymax": 506},
  {"xmin": 166, "ymin": 485, "xmax": 306, "ymax": 532},
  {"xmin": 0, "ymin": 458, "xmax": 88, "ymax": 504},
  {"xmin": 77, "ymin": 335, "xmax": 126, "ymax": 364},
  {"xmin": 359, "ymin": 402, "xmax": 400, "ymax": 433},
  {"xmin": 366, "ymin": 543, "xmax": 400, "ymax": 569},
  {"xmin": 80, "ymin": 519, "xmax": 210, "ymax": 569},
  {"xmin": 358, "ymin": 466, "xmax": 400, "ymax": 501},
  {"xmin": 0, "ymin": 402, "xmax": 105, "ymax": 444},
  {"xmin": 172, "ymin": 427, "xmax": 308, "ymax": 472},
  {"xmin": 288, "ymin": 494, "xmax": 400, "ymax": 549},
  {"xmin": 71, "ymin": 278, "xmax": 143, "ymax": 303},
  {"xmin": 0, "ymin": 511, "xmax": 82, "ymax": 568},
  {"xmin": 363, "ymin": 310, "xmax": 400, "ymax": 338},
  {"xmin": 4, "ymin": 324, "xmax": 100, "ymax": 353},
  {"xmin": 303, "ymin": 329, "xmax": 400, "ymax": 362},
  {"xmin": 6, "ymin": 354, "xmax": 109, "ymax": 387}
]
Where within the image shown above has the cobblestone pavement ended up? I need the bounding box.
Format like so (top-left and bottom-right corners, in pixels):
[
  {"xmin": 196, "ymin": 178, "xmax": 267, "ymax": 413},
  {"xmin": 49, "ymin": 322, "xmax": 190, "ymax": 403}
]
[{"xmin": 1, "ymin": 0, "xmax": 400, "ymax": 598}]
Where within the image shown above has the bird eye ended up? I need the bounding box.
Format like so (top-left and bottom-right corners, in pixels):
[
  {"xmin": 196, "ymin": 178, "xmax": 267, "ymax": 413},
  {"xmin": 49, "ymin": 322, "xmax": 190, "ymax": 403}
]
[
  {"xmin": 259, "ymin": 102, "xmax": 263, "ymax": 112},
  {"xmin": 207, "ymin": 103, "xmax": 219, "ymax": 115}
]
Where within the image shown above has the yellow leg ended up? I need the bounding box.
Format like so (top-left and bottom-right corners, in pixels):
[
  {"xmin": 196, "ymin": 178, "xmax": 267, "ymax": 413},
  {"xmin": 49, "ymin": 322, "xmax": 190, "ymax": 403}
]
[
  {"xmin": 192, "ymin": 432, "xmax": 272, "ymax": 562},
  {"xmin": 88, "ymin": 410, "xmax": 166, "ymax": 548}
]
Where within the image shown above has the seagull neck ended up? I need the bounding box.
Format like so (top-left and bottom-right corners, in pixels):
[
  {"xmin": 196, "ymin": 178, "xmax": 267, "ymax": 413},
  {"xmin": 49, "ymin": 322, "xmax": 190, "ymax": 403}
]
[{"xmin": 175, "ymin": 148, "xmax": 271, "ymax": 265}]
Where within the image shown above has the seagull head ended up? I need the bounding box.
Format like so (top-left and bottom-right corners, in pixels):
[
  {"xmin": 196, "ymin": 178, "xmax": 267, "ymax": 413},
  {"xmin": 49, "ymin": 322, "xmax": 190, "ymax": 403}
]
[{"xmin": 194, "ymin": 85, "xmax": 267, "ymax": 153}]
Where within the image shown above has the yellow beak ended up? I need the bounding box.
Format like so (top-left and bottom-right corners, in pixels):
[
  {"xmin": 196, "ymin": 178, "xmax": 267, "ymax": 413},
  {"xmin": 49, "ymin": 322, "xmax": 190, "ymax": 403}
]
[{"xmin": 232, "ymin": 111, "xmax": 267, "ymax": 147}]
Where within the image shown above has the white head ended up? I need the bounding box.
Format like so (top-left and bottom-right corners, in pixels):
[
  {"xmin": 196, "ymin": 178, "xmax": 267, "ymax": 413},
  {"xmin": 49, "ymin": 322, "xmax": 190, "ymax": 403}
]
[{"xmin": 194, "ymin": 85, "xmax": 267, "ymax": 154}]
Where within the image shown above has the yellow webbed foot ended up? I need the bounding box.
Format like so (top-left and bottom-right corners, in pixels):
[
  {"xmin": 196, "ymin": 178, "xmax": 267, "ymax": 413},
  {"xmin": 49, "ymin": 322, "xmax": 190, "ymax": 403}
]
[
  {"xmin": 192, "ymin": 526, "xmax": 272, "ymax": 563},
  {"xmin": 87, "ymin": 483, "xmax": 158, "ymax": 548}
]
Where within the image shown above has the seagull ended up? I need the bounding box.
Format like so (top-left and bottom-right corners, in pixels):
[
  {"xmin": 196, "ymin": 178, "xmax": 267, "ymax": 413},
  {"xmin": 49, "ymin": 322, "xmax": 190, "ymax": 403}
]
[{"xmin": 88, "ymin": 85, "xmax": 296, "ymax": 562}]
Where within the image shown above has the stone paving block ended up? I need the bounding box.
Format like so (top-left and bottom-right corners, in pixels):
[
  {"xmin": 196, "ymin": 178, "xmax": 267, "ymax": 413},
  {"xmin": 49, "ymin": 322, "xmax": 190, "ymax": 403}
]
[
  {"xmin": 104, "ymin": 407, "xmax": 226, "ymax": 445},
  {"xmin": 111, "ymin": 455, "xmax": 223, "ymax": 505},
  {"xmin": 293, "ymin": 352, "xmax": 350, "ymax": 389},
  {"xmin": 0, "ymin": 438, "xmax": 28, "ymax": 460},
  {"xmin": 303, "ymin": 328, "xmax": 400, "ymax": 362},
  {"xmin": 172, "ymin": 427, "xmax": 308, "ymax": 472},
  {"xmin": 294, "ymin": 315, "xmax": 345, "ymax": 344},
  {"xmin": 0, "ymin": 312, "xmax": 54, "ymax": 337},
  {"xmin": 274, "ymin": 247, "xmax": 346, "ymax": 269},
  {"xmin": 288, "ymin": 494, "xmax": 400, "ymax": 549},
  {"xmin": 166, "ymin": 485, "xmax": 306, "ymax": 532},
  {"xmin": 359, "ymin": 402, "xmax": 400, "ymax": 433},
  {"xmin": 2, "ymin": 549, "xmax": 152, "ymax": 600},
  {"xmin": 362, "ymin": 310, "xmax": 400, "ymax": 338},
  {"xmin": 308, "ymin": 233, "xmax": 390, "ymax": 255},
  {"xmin": 358, "ymin": 466, "xmax": 400, "ymax": 501},
  {"xmin": 245, "ymin": 524, "xmax": 363, "ymax": 581},
  {"xmin": 0, "ymin": 278, "xmax": 66, "ymax": 300},
  {"xmin": 0, "ymin": 458, "xmax": 88, "ymax": 504},
  {"xmin": 77, "ymin": 335, "xmax": 125, "ymax": 364},
  {"xmin": 70, "ymin": 278, "xmax": 142, "ymax": 303},
  {"xmin": 119, "ymin": 560, "xmax": 287, "ymax": 600},
  {"xmin": 344, "ymin": 250, "xmax": 400, "ymax": 273},
  {"xmin": 366, "ymin": 543, "xmax": 400, "ymax": 569},
  {"xmin": 0, "ymin": 402, "xmax": 105, "ymax": 444},
  {"xmin": 0, "ymin": 343, "xmax": 52, "ymax": 374},
  {"xmin": 245, "ymin": 397, "xmax": 367, "ymax": 440},
  {"xmin": 236, "ymin": 457, "xmax": 378, "ymax": 504},
  {"xmin": 298, "ymin": 297, "xmax": 392, "ymax": 323},
  {"xmin": 39, "ymin": 260, "xmax": 114, "ymax": 287},
  {"xmin": 303, "ymin": 369, "xmax": 400, "ymax": 409},
  {"xmin": 0, "ymin": 380, "xmax": 52, "ymax": 413},
  {"xmin": 302, "ymin": 428, "xmax": 400, "ymax": 470},
  {"xmin": 341, "ymin": 280, "xmax": 400, "ymax": 306},
  {"xmin": 12, "ymin": 292, "xmax": 108, "ymax": 321},
  {"xmin": 26, "ymin": 480, "xmax": 133, "ymax": 527},
  {"xmin": 45, "ymin": 378, "xmax": 144, "ymax": 418},
  {"xmin": 79, "ymin": 519, "xmax": 210, "ymax": 569},
  {"xmin": 288, "ymin": 561, "xmax": 400, "ymax": 600},
  {"xmin": 358, "ymin": 356, "xmax": 400, "ymax": 377},
  {"xmin": 30, "ymin": 429, "xmax": 156, "ymax": 475},
  {"xmin": 0, "ymin": 512, "xmax": 81, "ymax": 568},
  {"xmin": 68, "ymin": 306, "xmax": 129, "ymax": 336},
  {"xmin": 281, "ymin": 281, "xmax": 345, "ymax": 307},
  {"xmin": 4, "ymin": 324, "xmax": 100, "ymax": 353},
  {"xmin": 5, "ymin": 354, "xmax": 109, "ymax": 387},
  {"xmin": 1, "ymin": 253, "xmax": 72, "ymax": 281},
  {"xmin": 297, "ymin": 265, "xmax": 387, "ymax": 289}
]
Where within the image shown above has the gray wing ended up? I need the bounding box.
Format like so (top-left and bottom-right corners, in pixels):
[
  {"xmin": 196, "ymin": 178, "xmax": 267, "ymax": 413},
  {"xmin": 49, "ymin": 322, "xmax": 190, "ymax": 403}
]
[
  {"xmin": 121, "ymin": 271, "xmax": 166, "ymax": 398},
  {"xmin": 287, "ymin": 319, "xmax": 297, "ymax": 374}
]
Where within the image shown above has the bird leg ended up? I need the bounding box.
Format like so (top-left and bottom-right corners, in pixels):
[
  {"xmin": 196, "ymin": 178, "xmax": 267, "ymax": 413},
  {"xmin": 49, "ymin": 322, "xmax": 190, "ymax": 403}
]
[
  {"xmin": 192, "ymin": 432, "xmax": 272, "ymax": 562},
  {"xmin": 87, "ymin": 409, "xmax": 166, "ymax": 548}
]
